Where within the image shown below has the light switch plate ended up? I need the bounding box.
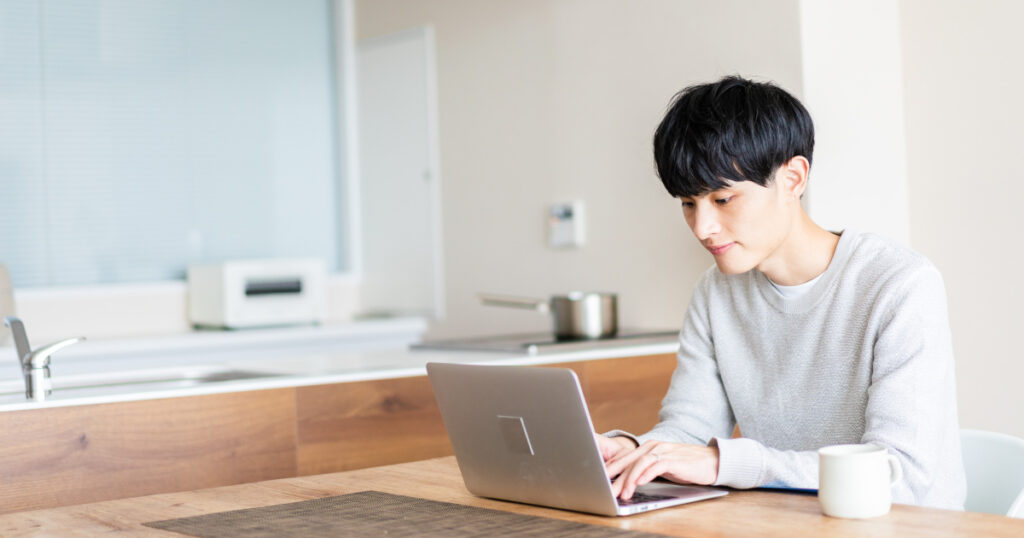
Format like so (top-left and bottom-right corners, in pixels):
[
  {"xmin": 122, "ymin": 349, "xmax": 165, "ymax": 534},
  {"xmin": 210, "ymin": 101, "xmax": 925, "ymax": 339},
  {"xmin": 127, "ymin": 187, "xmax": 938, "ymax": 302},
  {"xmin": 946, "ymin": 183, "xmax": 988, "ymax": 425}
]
[{"xmin": 548, "ymin": 201, "xmax": 585, "ymax": 248}]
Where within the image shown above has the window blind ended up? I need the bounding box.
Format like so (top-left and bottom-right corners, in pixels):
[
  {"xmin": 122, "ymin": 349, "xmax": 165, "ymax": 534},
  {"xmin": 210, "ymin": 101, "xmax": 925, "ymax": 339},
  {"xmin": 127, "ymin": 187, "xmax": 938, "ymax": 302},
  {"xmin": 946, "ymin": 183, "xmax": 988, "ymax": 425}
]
[{"xmin": 0, "ymin": 0, "xmax": 343, "ymax": 288}]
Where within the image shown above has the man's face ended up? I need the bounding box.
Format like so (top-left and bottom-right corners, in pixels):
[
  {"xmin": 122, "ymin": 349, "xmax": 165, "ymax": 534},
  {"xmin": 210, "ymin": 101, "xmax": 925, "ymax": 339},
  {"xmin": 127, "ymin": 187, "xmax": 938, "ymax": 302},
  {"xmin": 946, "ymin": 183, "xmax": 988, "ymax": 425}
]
[{"xmin": 679, "ymin": 167, "xmax": 795, "ymax": 275}]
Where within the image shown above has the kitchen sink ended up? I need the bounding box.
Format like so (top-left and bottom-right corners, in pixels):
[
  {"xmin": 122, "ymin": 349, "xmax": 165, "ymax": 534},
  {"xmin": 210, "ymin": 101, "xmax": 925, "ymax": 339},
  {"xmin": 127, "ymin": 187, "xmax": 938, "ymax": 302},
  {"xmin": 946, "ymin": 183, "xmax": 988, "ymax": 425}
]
[{"xmin": 0, "ymin": 367, "xmax": 284, "ymax": 401}]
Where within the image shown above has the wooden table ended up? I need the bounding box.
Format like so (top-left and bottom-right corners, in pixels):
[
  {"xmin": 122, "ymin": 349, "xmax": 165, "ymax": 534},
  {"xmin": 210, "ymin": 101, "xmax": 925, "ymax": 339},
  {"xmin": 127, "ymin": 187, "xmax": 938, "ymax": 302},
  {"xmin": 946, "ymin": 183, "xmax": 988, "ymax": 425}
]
[{"xmin": 1, "ymin": 456, "xmax": 1021, "ymax": 537}]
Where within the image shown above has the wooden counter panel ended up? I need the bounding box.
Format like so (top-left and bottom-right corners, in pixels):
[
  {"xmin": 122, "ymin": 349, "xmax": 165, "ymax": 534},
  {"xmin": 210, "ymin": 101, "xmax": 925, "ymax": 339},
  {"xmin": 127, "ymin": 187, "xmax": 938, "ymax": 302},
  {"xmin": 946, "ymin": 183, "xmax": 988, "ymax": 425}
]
[
  {"xmin": 0, "ymin": 388, "xmax": 298, "ymax": 515},
  {"xmin": 295, "ymin": 376, "xmax": 452, "ymax": 475},
  {"xmin": 0, "ymin": 352, "xmax": 678, "ymax": 512},
  {"xmin": 579, "ymin": 353, "xmax": 676, "ymax": 434},
  {"xmin": 293, "ymin": 355, "xmax": 677, "ymax": 475}
]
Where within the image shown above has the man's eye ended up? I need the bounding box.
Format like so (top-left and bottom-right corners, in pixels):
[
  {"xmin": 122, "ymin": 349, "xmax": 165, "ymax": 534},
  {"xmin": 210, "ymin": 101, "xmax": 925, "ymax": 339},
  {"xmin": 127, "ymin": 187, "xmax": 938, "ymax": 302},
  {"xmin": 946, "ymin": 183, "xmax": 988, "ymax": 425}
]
[
  {"xmin": 681, "ymin": 201, "xmax": 694, "ymax": 209},
  {"xmin": 715, "ymin": 197, "xmax": 732, "ymax": 206}
]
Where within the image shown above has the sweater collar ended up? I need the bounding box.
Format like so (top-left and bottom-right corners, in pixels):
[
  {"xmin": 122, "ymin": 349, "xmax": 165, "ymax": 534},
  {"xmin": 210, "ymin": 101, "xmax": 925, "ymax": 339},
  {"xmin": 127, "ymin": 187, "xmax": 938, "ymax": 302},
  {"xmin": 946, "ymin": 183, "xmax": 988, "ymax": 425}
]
[{"xmin": 753, "ymin": 228, "xmax": 857, "ymax": 314}]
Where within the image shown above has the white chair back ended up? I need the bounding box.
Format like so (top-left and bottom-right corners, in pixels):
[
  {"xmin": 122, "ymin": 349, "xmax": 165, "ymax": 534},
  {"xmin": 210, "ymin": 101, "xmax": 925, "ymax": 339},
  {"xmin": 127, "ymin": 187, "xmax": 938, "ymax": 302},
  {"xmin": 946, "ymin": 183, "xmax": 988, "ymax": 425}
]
[{"xmin": 961, "ymin": 429, "xmax": 1024, "ymax": 517}]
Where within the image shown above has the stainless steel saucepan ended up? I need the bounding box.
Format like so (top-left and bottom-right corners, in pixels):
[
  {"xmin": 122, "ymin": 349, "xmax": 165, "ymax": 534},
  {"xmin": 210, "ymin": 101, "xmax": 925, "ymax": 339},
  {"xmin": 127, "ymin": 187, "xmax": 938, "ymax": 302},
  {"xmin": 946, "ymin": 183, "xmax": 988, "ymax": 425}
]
[{"xmin": 478, "ymin": 291, "xmax": 618, "ymax": 340}]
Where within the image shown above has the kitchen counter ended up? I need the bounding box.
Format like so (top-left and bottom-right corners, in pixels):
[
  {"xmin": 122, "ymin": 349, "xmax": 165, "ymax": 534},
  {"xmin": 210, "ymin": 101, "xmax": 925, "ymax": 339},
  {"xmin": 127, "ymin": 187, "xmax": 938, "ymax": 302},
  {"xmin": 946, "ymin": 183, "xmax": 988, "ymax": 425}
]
[
  {"xmin": 0, "ymin": 333, "xmax": 682, "ymax": 514},
  {"xmin": 0, "ymin": 319, "xmax": 679, "ymax": 411}
]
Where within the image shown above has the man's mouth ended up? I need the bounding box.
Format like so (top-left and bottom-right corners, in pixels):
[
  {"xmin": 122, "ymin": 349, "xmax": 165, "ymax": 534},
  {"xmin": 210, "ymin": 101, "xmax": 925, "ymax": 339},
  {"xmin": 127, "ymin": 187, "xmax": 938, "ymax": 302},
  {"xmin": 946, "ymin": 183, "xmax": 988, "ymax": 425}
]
[{"xmin": 706, "ymin": 242, "xmax": 735, "ymax": 255}]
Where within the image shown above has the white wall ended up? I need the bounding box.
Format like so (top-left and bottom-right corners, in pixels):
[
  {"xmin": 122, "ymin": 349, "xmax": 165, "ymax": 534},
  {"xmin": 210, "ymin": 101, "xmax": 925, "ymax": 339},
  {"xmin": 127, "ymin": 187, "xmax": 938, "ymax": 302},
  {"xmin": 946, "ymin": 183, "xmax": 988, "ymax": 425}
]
[
  {"xmin": 356, "ymin": 0, "xmax": 805, "ymax": 339},
  {"xmin": 901, "ymin": 0, "xmax": 1024, "ymax": 438},
  {"xmin": 799, "ymin": 0, "xmax": 910, "ymax": 244},
  {"xmin": 799, "ymin": 0, "xmax": 1024, "ymax": 438},
  {"xmin": 359, "ymin": 0, "xmax": 1024, "ymax": 440}
]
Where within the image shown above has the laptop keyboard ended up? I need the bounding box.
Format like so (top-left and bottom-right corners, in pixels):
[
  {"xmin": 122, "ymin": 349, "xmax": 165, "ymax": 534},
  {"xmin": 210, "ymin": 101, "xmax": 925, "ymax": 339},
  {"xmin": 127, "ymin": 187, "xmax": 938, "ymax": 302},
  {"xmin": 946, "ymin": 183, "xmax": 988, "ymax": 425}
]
[{"xmin": 616, "ymin": 491, "xmax": 675, "ymax": 506}]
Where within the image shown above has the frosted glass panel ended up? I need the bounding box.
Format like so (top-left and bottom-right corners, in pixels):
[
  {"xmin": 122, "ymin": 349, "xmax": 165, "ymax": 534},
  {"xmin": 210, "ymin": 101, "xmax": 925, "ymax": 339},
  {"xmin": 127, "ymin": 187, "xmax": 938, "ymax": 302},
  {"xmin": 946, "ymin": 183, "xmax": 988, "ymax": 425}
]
[
  {"xmin": 0, "ymin": 0, "xmax": 342, "ymax": 287},
  {"xmin": 0, "ymin": 1, "xmax": 48, "ymax": 285}
]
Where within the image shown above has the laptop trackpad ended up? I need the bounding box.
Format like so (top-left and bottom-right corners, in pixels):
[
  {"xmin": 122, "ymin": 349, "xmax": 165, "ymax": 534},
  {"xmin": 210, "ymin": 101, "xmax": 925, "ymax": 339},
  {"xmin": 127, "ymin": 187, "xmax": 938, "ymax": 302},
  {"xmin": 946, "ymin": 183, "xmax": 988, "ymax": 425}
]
[
  {"xmin": 497, "ymin": 415, "xmax": 535, "ymax": 456},
  {"xmin": 641, "ymin": 482, "xmax": 721, "ymax": 499}
]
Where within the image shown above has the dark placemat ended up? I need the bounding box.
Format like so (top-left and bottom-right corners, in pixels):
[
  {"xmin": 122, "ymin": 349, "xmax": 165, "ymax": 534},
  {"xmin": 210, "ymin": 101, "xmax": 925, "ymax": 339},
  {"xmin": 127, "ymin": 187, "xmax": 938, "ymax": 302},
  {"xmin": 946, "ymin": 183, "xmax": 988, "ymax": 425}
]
[{"xmin": 143, "ymin": 490, "xmax": 668, "ymax": 537}]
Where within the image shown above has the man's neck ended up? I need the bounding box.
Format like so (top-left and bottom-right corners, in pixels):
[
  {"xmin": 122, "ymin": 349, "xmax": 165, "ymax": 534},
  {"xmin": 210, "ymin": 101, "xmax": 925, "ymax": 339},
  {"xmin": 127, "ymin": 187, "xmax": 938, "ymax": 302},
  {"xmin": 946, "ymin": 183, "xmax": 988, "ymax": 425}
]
[{"xmin": 757, "ymin": 213, "xmax": 841, "ymax": 286}]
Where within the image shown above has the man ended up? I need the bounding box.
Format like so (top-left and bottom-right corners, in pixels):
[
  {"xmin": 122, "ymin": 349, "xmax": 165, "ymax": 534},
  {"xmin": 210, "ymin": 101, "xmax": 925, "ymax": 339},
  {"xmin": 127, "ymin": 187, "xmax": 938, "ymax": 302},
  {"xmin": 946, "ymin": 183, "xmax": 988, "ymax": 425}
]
[{"xmin": 596, "ymin": 76, "xmax": 965, "ymax": 510}]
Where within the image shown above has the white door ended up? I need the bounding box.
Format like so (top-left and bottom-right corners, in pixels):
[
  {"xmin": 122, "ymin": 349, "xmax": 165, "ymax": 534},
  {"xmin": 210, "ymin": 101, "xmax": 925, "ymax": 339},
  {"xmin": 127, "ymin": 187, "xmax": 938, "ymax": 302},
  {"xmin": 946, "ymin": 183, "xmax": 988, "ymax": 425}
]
[{"xmin": 356, "ymin": 26, "xmax": 444, "ymax": 318}]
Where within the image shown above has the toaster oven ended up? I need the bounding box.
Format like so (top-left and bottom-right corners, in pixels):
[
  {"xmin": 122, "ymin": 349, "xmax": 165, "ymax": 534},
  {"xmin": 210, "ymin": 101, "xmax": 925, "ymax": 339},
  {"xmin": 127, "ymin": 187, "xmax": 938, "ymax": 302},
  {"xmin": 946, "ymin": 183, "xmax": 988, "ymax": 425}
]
[{"xmin": 187, "ymin": 259, "xmax": 327, "ymax": 329}]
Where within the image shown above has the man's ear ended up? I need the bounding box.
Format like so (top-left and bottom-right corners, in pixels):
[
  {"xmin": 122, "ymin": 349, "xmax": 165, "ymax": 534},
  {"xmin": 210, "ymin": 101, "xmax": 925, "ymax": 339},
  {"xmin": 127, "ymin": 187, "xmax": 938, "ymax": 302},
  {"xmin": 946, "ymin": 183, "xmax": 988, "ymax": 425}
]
[{"xmin": 780, "ymin": 156, "xmax": 810, "ymax": 200}]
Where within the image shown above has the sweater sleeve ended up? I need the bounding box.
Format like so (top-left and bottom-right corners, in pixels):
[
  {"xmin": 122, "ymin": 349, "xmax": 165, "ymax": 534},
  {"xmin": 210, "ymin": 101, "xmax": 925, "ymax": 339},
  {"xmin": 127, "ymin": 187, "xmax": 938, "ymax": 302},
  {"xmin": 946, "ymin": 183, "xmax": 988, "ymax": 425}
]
[
  {"xmin": 637, "ymin": 273, "xmax": 735, "ymax": 446},
  {"xmin": 859, "ymin": 265, "xmax": 964, "ymax": 505},
  {"xmin": 710, "ymin": 265, "xmax": 965, "ymax": 508}
]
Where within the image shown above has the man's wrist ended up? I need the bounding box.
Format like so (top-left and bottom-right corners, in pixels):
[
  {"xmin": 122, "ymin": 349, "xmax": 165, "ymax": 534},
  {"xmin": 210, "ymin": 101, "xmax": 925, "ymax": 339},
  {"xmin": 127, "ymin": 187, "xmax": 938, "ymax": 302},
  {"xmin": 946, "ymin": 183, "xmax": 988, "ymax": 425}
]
[
  {"xmin": 708, "ymin": 437, "xmax": 763, "ymax": 488},
  {"xmin": 707, "ymin": 443, "xmax": 721, "ymax": 483},
  {"xmin": 614, "ymin": 436, "xmax": 638, "ymax": 450},
  {"xmin": 601, "ymin": 429, "xmax": 640, "ymax": 448}
]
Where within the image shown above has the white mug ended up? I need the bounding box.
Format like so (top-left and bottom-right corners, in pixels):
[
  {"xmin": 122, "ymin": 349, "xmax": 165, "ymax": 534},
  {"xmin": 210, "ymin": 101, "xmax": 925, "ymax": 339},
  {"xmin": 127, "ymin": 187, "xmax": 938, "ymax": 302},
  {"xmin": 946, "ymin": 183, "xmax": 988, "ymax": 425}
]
[{"xmin": 818, "ymin": 444, "xmax": 903, "ymax": 519}]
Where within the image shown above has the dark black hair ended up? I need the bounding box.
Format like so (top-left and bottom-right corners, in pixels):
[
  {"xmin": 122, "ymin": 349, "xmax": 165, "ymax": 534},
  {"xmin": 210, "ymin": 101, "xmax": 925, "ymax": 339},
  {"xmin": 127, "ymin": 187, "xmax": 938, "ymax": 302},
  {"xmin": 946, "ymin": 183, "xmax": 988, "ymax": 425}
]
[{"xmin": 653, "ymin": 75, "xmax": 814, "ymax": 198}]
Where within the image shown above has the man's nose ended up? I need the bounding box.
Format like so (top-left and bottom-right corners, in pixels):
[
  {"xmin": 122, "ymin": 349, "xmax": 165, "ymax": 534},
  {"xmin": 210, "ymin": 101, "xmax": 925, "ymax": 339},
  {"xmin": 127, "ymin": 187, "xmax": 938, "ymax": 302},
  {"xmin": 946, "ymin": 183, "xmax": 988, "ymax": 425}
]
[{"xmin": 691, "ymin": 205, "xmax": 721, "ymax": 240}]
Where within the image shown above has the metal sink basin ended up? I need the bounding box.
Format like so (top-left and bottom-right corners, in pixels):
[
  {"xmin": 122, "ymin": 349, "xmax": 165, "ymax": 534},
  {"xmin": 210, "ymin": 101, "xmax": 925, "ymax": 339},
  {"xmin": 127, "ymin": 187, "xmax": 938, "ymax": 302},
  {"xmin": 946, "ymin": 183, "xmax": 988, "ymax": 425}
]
[{"xmin": 0, "ymin": 367, "xmax": 284, "ymax": 401}]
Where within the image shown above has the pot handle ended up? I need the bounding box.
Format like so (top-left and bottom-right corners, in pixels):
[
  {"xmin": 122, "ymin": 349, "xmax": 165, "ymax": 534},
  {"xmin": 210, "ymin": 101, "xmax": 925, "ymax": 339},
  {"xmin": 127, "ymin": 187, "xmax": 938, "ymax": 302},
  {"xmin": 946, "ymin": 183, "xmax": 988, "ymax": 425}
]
[{"xmin": 478, "ymin": 293, "xmax": 550, "ymax": 314}]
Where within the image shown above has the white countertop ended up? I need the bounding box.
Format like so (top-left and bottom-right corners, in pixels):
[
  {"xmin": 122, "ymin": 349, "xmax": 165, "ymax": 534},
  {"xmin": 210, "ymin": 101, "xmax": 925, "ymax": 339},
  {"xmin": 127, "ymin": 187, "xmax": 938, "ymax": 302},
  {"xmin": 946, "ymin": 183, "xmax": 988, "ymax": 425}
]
[{"xmin": 0, "ymin": 324, "xmax": 679, "ymax": 412}]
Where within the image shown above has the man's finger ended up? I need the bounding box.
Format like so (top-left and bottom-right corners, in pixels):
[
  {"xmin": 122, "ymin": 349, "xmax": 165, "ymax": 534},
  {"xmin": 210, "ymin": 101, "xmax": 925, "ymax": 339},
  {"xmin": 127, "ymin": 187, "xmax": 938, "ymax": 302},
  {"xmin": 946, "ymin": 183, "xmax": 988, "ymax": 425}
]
[
  {"xmin": 611, "ymin": 473, "xmax": 623, "ymax": 497},
  {"xmin": 619, "ymin": 453, "xmax": 660, "ymax": 500},
  {"xmin": 606, "ymin": 449, "xmax": 643, "ymax": 478},
  {"xmin": 606, "ymin": 441, "xmax": 655, "ymax": 477},
  {"xmin": 635, "ymin": 460, "xmax": 670, "ymax": 490}
]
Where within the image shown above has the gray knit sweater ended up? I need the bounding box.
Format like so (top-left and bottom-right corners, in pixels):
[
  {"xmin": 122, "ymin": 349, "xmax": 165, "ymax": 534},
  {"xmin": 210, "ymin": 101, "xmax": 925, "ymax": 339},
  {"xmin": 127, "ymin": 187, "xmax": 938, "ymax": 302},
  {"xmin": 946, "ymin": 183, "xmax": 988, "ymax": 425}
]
[{"xmin": 635, "ymin": 229, "xmax": 966, "ymax": 510}]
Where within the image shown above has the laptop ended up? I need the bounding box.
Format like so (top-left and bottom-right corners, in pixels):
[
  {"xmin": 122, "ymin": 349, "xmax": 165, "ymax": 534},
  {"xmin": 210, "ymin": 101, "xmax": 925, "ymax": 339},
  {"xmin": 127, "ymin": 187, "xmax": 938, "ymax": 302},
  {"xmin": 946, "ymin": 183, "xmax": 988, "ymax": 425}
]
[{"xmin": 426, "ymin": 362, "xmax": 728, "ymax": 516}]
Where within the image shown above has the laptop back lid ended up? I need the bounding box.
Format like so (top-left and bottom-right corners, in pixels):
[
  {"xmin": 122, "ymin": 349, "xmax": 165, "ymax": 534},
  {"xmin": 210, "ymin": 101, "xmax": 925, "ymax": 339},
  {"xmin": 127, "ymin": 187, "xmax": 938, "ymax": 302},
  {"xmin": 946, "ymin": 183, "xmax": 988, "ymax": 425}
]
[{"xmin": 426, "ymin": 362, "xmax": 619, "ymax": 515}]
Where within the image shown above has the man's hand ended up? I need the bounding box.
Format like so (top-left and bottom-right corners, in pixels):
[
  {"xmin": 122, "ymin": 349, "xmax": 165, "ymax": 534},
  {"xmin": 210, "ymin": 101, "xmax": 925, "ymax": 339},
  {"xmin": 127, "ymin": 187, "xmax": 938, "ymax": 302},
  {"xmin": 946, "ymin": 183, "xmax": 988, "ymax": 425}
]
[
  {"xmin": 605, "ymin": 440, "xmax": 720, "ymax": 500},
  {"xmin": 595, "ymin": 433, "xmax": 637, "ymax": 462}
]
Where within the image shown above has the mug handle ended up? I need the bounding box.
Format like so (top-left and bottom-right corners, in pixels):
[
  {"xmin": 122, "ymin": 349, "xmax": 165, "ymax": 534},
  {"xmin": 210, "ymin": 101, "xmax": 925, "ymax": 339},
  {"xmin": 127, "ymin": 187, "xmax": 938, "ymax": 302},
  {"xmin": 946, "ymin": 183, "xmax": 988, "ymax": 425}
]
[{"xmin": 887, "ymin": 454, "xmax": 903, "ymax": 488}]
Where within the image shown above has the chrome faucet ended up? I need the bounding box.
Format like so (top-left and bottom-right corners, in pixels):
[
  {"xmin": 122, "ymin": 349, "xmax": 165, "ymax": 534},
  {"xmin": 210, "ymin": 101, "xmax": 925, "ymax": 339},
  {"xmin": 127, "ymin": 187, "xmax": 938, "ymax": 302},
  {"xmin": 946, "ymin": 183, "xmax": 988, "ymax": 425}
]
[{"xmin": 3, "ymin": 316, "xmax": 85, "ymax": 402}]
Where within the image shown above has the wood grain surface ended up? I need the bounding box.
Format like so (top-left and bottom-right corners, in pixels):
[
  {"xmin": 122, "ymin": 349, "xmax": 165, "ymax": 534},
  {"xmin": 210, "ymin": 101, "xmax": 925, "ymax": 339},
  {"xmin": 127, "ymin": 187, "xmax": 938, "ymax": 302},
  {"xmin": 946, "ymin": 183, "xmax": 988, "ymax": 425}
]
[
  {"xmin": 1, "ymin": 456, "xmax": 1020, "ymax": 537},
  {"xmin": 295, "ymin": 354, "xmax": 677, "ymax": 475},
  {"xmin": 0, "ymin": 389, "xmax": 297, "ymax": 514},
  {"xmin": 0, "ymin": 353, "xmax": 678, "ymax": 514},
  {"xmin": 295, "ymin": 375, "xmax": 453, "ymax": 475},
  {"xmin": 575, "ymin": 354, "xmax": 676, "ymax": 433}
]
